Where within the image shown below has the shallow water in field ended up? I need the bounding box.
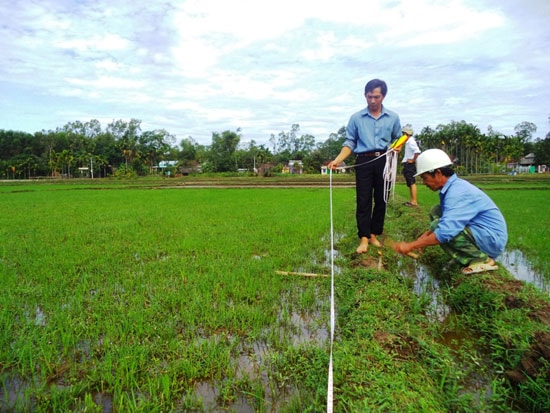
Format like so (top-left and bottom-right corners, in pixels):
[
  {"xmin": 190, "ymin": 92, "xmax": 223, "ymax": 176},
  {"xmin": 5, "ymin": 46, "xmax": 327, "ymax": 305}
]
[
  {"xmin": 500, "ymin": 249, "xmax": 549, "ymax": 294},
  {"xmin": 3, "ymin": 247, "xmax": 544, "ymax": 411},
  {"xmin": 411, "ymin": 263, "xmax": 450, "ymax": 322},
  {"xmin": 192, "ymin": 305, "xmax": 326, "ymax": 412},
  {"xmin": 402, "ymin": 247, "xmax": 548, "ymax": 322},
  {"xmin": 401, "ymin": 249, "xmax": 548, "ymax": 410},
  {"xmin": 193, "ymin": 381, "xmax": 256, "ymax": 412}
]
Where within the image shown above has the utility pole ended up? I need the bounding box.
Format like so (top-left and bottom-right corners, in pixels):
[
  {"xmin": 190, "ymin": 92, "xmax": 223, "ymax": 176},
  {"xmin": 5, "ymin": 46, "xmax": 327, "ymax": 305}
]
[{"xmin": 90, "ymin": 157, "xmax": 94, "ymax": 179}]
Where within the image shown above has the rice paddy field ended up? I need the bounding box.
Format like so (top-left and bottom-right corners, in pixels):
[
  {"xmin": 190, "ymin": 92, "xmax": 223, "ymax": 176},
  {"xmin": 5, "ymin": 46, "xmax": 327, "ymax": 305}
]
[{"xmin": 0, "ymin": 174, "xmax": 549, "ymax": 412}]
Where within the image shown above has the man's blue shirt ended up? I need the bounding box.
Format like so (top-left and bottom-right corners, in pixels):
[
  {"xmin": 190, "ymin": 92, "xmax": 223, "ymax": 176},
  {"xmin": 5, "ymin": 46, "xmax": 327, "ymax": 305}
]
[
  {"xmin": 343, "ymin": 105, "xmax": 402, "ymax": 153},
  {"xmin": 435, "ymin": 174, "xmax": 508, "ymax": 258}
]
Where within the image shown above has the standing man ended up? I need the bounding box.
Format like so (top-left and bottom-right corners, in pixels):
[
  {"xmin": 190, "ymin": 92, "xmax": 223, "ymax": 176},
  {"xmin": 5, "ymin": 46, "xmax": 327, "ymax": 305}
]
[
  {"xmin": 392, "ymin": 149, "xmax": 508, "ymax": 274},
  {"xmin": 328, "ymin": 79, "xmax": 402, "ymax": 254},
  {"xmin": 401, "ymin": 126, "xmax": 421, "ymax": 207}
]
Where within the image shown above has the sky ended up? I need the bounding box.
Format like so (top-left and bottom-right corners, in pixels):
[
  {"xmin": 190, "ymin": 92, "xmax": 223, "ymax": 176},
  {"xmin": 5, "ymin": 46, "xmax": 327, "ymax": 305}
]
[{"xmin": 1, "ymin": 0, "xmax": 549, "ymax": 147}]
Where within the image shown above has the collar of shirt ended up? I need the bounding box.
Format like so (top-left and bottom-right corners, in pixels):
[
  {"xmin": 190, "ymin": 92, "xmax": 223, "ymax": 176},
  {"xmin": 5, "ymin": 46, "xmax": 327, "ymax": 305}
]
[
  {"xmin": 440, "ymin": 173, "xmax": 457, "ymax": 196},
  {"xmin": 439, "ymin": 173, "xmax": 457, "ymax": 208},
  {"xmin": 359, "ymin": 105, "xmax": 390, "ymax": 119}
]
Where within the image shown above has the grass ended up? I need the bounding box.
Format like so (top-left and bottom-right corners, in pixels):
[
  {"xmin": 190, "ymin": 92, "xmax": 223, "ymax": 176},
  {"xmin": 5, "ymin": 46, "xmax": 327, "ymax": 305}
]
[
  {"xmin": 0, "ymin": 175, "xmax": 549, "ymax": 411},
  {"xmin": 0, "ymin": 185, "xmax": 345, "ymax": 411}
]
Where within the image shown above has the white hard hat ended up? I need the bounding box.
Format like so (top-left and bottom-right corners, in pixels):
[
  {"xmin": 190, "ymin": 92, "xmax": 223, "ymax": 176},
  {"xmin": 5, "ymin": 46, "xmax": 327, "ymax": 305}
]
[{"xmin": 414, "ymin": 149, "xmax": 452, "ymax": 176}]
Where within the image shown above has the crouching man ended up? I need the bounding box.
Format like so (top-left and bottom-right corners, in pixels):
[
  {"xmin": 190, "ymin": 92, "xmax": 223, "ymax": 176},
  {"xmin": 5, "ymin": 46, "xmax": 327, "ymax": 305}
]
[{"xmin": 392, "ymin": 149, "xmax": 508, "ymax": 274}]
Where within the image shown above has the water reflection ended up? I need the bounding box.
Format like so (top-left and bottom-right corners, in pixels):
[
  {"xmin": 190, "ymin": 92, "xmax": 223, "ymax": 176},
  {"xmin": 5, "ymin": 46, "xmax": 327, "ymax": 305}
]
[
  {"xmin": 400, "ymin": 260, "xmax": 449, "ymax": 322},
  {"xmin": 403, "ymin": 249, "xmax": 549, "ymax": 321},
  {"xmin": 411, "ymin": 263, "xmax": 450, "ymax": 322},
  {"xmin": 500, "ymin": 249, "xmax": 550, "ymax": 295}
]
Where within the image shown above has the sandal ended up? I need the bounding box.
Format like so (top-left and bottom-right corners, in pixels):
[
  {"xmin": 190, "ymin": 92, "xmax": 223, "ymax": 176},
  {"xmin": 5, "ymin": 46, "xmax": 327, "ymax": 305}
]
[
  {"xmin": 403, "ymin": 202, "xmax": 418, "ymax": 207},
  {"xmin": 461, "ymin": 260, "xmax": 498, "ymax": 275}
]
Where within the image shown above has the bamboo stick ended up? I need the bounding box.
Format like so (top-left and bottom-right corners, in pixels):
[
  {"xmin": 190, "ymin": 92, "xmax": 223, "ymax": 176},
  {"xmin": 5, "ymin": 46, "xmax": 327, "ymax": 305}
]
[{"xmin": 275, "ymin": 270, "xmax": 329, "ymax": 277}]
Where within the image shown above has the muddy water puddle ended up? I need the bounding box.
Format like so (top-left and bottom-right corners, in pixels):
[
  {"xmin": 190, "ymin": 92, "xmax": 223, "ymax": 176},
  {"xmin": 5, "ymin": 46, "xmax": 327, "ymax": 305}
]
[
  {"xmin": 192, "ymin": 307, "xmax": 327, "ymax": 411},
  {"xmin": 2, "ymin": 285, "xmax": 331, "ymax": 412},
  {"xmin": 402, "ymin": 248, "xmax": 549, "ymax": 321},
  {"xmin": 192, "ymin": 381, "xmax": 256, "ymax": 412},
  {"xmin": 400, "ymin": 248, "xmax": 548, "ymax": 408}
]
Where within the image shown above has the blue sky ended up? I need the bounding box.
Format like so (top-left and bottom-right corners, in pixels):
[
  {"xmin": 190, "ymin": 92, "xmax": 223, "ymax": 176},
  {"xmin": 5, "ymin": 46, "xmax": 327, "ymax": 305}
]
[{"xmin": 1, "ymin": 0, "xmax": 549, "ymax": 146}]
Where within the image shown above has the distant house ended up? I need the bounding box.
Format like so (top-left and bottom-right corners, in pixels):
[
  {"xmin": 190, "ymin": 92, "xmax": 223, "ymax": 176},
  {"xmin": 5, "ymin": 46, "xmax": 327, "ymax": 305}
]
[
  {"xmin": 178, "ymin": 161, "xmax": 202, "ymax": 175},
  {"xmin": 518, "ymin": 153, "xmax": 536, "ymax": 173},
  {"xmin": 78, "ymin": 166, "xmax": 90, "ymax": 177},
  {"xmin": 157, "ymin": 160, "xmax": 178, "ymax": 176},
  {"xmin": 519, "ymin": 153, "xmax": 536, "ymax": 166},
  {"xmin": 283, "ymin": 160, "xmax": 303, "ymax": 174},
  {"xmin": 159, "ymin": 160, "xmax": 178, "ymax": 169},
  {"xmin": 257, "ymin": 163, "xmax": 275, "ymax": 176},
  {"xmin": 508, "ymin": 153, "xmax": 537, "ymax": 174}
]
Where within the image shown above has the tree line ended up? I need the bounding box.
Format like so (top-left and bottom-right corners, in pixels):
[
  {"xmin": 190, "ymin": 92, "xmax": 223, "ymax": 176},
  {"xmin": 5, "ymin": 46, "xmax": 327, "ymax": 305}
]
[{"xmin": 1, "ymin": 117, "xmax": 549, "ymax": 179}]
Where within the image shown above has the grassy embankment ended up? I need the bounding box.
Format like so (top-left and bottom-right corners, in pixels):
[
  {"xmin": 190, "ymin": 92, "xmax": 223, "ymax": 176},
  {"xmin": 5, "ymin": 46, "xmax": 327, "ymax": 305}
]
[{"xmin": 0, "ymin": 174, "xmax": 548, "ymax": 411}]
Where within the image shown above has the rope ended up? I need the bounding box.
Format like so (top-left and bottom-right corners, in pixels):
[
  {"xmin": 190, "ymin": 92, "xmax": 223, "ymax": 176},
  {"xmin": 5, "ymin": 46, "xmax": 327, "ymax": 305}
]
[
  {"xmin": 383, "ymin": 148, "xmax": 399, "ymax": 203},
  {"xmin": 333, "ymin": 151, "xmax": 387, "ymax": 171},
  {"xmin": 327, "ymin": 169, "xmax": 335, "ymax": 412}
]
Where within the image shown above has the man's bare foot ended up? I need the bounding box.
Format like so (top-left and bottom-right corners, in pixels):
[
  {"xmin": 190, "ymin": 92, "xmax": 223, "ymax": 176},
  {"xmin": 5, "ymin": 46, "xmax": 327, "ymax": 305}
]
[
  {"xmin": 356, "ymin": 237, "xmax": 369, "ymax": 254},
  {"xmin": 368, "ymin": 235, "xmax": 381, "ymax": 247}
]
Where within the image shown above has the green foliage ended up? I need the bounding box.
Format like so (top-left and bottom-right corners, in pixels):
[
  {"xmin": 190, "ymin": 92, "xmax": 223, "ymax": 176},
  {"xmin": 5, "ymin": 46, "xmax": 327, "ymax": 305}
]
[
  {"xmin": 207, "ymin": 129, "xmax": 241, "ymax": 172},
  {"xmin": 113, "ymin": 163, "xmax": 138, "ymax": 178},
  {"xmin": 533, "ymin": 135, "xmax": 550, "ymax": 165},
  {"xmin": 3, "ymin": 117, "xmax": 549, "ymax": 179}
]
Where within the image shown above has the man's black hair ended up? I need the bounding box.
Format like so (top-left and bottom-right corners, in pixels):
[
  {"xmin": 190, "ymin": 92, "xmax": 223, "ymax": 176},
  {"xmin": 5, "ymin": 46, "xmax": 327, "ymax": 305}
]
[
  {"xmin": 424, "ymin": 166, "xmax": 455, "ymax": 178},
  {"xmin": 365, "ymin": 79, "xmax": 388, "ymax": 96}
]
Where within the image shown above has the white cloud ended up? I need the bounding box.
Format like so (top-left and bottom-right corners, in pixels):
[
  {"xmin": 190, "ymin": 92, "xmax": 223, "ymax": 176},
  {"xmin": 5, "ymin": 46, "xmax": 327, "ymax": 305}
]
[
  {"xmin": 56, "ymin": 34, "xmax": 130, "ymax": 52},
  {"xmin": 0, "ymin": 0, "xmax": 548, "ymax": 143},
  {"xmin": 65, "ymin": 76, "xmax": 144, "ymax": 90},
  {"xmin": 94, "ymin": 59, "xmax": 123, "ymax": 72}
]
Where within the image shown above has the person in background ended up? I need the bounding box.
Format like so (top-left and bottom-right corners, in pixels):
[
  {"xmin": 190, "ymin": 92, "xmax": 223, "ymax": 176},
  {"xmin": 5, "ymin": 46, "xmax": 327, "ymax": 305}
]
[
  {"xmin": 392, "ymin": 149, "xmax": 508, "ymax": 274},
  {"xmin": 401, "ymin": 126, "xmax": 421, "ymax": 207},
  {"xmin": 328, "ymin": 79, "xmax": 402, "ymax": 254}
]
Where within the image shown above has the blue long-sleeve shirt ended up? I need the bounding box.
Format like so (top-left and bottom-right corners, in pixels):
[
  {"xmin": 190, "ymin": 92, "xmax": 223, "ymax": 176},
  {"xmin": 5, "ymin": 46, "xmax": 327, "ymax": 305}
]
[
  {"xmin": 435, "ymin": 174, "xmax": 508, "ymax": 258},
  {"xmin": 343, "ymin": 105, "xmax": 402, "ymax": 153}
]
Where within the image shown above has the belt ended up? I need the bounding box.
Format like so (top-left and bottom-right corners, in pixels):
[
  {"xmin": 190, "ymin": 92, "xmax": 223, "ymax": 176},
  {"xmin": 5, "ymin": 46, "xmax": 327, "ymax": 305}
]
[{"xmin": 357, "ymin": 150, "xmax": 385, "ymax": 157}]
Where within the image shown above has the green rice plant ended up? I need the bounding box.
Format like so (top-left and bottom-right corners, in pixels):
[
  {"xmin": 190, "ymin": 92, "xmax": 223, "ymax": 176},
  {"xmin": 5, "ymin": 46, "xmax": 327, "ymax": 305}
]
[
  {"xmin": 0, "ymin": 184, "xmax": 349, "ymax": 410},
  {"xmin": 1, "ymin": 178, "xmax": 549, "ymax": 411},
  {"xmin": 488, "ymin": 189, "xmax": 550, "ymax": 276}
]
